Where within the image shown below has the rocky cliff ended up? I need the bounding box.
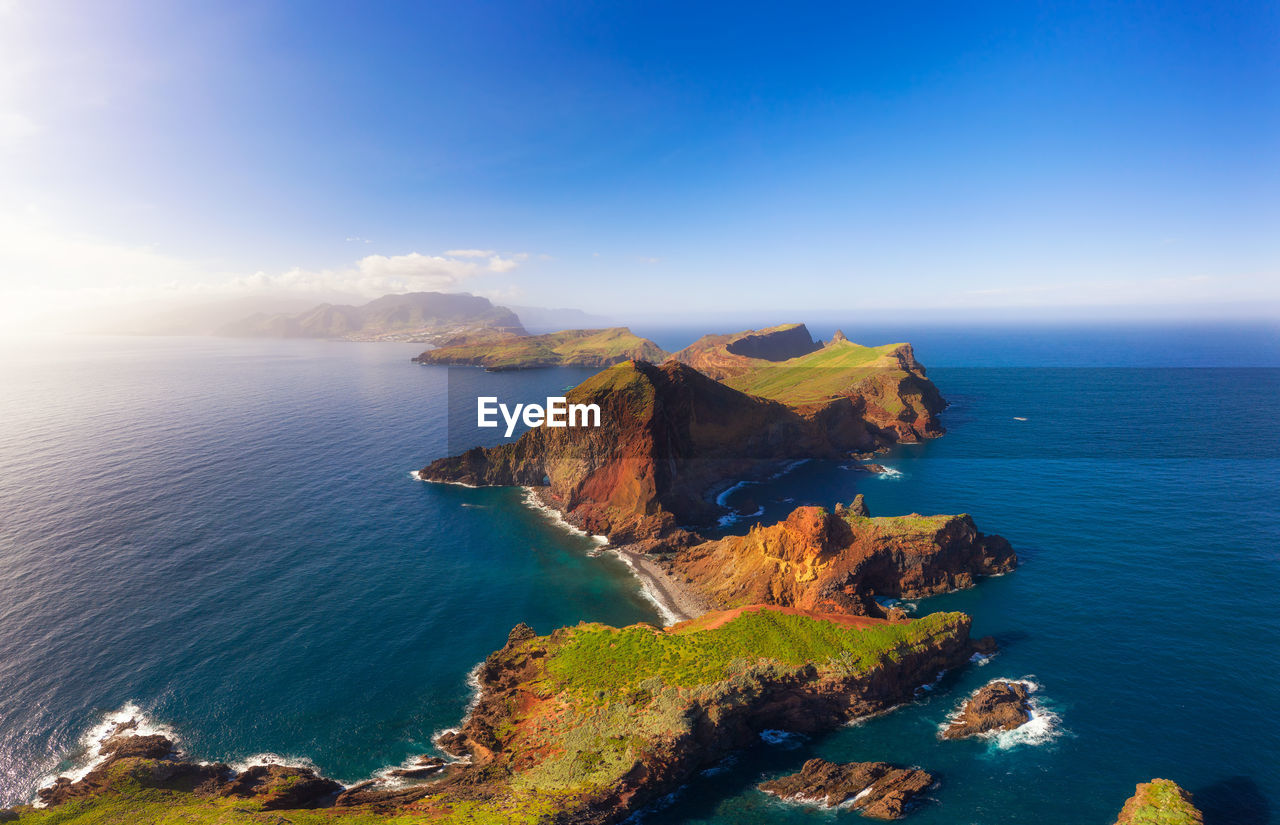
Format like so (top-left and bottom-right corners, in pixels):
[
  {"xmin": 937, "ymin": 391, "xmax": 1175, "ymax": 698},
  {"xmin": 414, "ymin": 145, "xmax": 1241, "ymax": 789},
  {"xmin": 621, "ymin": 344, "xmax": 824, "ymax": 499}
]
[
  {"xmin": 420, "ymin": 350, "xmax": 946, "ymax": 542},
  {"xmin": 666, "ymin": 501, "xmax": 1016, "ymax": 616},
  {"xmin": 670, "ymin": 324, "xmax": 945, "ymax": 442},
  {"xmin": 420, "ymin": 359, "xmax": 899, "ymax": 541}
]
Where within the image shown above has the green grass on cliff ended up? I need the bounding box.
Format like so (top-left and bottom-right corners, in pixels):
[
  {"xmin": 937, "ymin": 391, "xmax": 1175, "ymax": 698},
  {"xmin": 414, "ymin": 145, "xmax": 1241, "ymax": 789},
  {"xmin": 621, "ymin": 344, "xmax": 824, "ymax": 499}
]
[
  {"xmin": 420, "ymin": 328, "xmax": 666, "ymax": 369},
  {"xmin": 10, "ymin": 789, "xmax": 553, "ymax": 825},
  {"xmin": 723, "ymin": 340, "xmax": 905, "ymax": 405},
  {"xmin": 842, "ymin": 511, "xmax": 955, "ymax": 535},
  {"xmin": 543, "ymin": 608, "xmax": 966, "ymax": 697}
]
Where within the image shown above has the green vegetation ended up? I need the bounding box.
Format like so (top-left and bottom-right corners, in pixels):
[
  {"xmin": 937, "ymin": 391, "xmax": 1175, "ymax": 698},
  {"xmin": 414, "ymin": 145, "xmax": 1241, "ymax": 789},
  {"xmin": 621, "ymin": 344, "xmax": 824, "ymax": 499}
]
[
  {"xmin": 10, "ymin": 786, "xmax": 556, "ymax": 825},
  {"xmin": 1119, "ymin": 779, "xmax": 1204, "ymax": 825},
  {"xmin": 417, "ymin": 328, "xmax": 667, "ymax": 370},
  {"xmin": 723, "ymin": 340, "xmax": 906, "ymax": 405},
  {"xmin": 544, "ymin": 608, "xmax": 966, "ymax": 696},
  {"xmin": 841, "ymin": 511, "xmax": 955, "ymax": 535}
]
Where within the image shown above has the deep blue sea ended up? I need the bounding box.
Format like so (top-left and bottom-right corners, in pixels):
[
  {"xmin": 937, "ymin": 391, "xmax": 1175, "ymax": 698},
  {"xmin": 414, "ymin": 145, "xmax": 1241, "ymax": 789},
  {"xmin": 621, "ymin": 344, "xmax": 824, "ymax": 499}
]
[{"xmin": 1, "ymin": 323, "xmax": 1277, "ymax": 824}]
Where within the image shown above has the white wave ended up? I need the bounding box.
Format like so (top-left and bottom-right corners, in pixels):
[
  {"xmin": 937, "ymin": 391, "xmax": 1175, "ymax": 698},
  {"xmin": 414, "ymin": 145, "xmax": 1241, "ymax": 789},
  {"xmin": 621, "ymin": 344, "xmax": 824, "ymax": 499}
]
[
  {"xmin": 714, "ymin": 479, "xmax": 756, "ymax": 509},
  {"xmin": 699, "ymin": 754, "xmax": 738, "ymax": 777},
  {"xmin": 879, "ymin": 466, "xmax": 904, "ymax": 478},
  {"xmin": 608, "ymin": 550, "xmax": 680, "ymax": 627},
  {"xmin": 463, "ymin": 662, "xmax": 485, "ymax": 714},
  {"xmin": 991, "ymin": 679, "xmax": 1063, "ymax": 749},
  {"xmin": 520, "ymin": 486, "xmax": 603, "ymax": 543},
  {"xmin": 758, "ymin": 729, "xmax": 805, "ymax": 748},
  {"xmin": 939, "ymin": 678, "xmax": 1064, "ymax": 750},
  {"xmin": 969, "ymin": 651, "xmax": 994, "ymax": 666},
  {"xmin": 412, "ymin": 472, "xmax": 480, "ymax": 488},
  {"xmin": 228, "ymin": 752, "xmax": 319, "ymax": 774},
  {"xmin": 914, "ymin": 670, "xmax": 946, "ymax": 695},
  {"xmin": 430, "ymin": 728, "xmax": 474, "ymax": 766},
  {"xmin": 33, "ymin": 703, "xmax": 179, "ymax": 806}
]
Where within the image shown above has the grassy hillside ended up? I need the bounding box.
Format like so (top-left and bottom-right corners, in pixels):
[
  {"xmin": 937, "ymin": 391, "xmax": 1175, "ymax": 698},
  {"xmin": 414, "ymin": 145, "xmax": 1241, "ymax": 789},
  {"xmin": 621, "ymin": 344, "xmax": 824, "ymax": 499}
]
[{"xmin": 724, "ymin": 339, "xmax": 908, "ymax": 406}]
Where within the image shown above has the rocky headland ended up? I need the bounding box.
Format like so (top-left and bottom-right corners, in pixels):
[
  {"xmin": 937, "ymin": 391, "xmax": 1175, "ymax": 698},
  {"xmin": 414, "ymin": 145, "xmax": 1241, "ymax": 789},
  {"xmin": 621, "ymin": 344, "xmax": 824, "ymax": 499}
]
[
  {"xmin": 671, "ymin": 324, "xmax": 945, "ymax": 442},
  {"xmin": 414, "ymin": 326, "xmax": 668, "ymax": 370},
  {"xmin": 758, "ymin": 758, "xmax": 935, "ymax": 818},
  {"xmin": 666, "ymin": 498, "xmax": 1015, "ymax": 617}
]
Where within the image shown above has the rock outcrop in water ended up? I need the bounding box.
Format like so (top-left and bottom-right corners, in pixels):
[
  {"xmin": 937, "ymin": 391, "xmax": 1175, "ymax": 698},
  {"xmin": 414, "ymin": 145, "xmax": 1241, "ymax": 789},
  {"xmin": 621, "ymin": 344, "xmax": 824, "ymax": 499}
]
[
  {"xmin": 35, "ymin": 721, "xmax": 341, "ymax": 810},
  {"xmin": 1113, "ymin": 779, "xmax": 1204, "ymax": 825},
  {"xmin": 667, "ymin": 503, "xmax": 1016, "ymax": 616},
  {"xmin": 758, "ymin": 758, "xmax": 935, "ymax": 818},
  {"xmin": 941, "ymin": 680, "xmax": 1033, "ymax": 739}
]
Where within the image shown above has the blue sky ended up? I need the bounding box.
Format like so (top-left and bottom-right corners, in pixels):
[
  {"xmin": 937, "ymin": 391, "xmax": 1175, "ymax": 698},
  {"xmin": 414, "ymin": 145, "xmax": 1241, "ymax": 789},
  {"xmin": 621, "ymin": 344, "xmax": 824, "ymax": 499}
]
[{"xmin": 1, "ymin": 0, "xmax": 1276, "ymax": 329}]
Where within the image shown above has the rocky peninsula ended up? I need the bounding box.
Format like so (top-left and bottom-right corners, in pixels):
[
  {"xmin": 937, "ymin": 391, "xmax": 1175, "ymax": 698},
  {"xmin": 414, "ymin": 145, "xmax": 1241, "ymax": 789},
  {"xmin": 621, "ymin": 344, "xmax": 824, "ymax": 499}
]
[{"xmin": 414, "ymin": 326, "xmax": 668, "ymax": 370}]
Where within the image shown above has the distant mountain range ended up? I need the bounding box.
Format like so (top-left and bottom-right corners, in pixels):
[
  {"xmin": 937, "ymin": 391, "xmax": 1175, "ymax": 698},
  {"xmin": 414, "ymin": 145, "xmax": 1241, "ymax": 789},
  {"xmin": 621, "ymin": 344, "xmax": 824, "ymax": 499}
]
[{"xmin": 216, "ymin": 292, "xmax": 527, "ymax": 342}]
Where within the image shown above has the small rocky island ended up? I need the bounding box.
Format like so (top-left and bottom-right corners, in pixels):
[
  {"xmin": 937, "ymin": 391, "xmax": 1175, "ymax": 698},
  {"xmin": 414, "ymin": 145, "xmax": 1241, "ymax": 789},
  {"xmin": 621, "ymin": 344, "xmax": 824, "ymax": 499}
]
[
  {"xmin": 942, "ymin": 680, "xmax": 1034, "ymax": 739},
  {"xmin": 758, "ymin": 758, "xmax": 935, "ymax": 819}
]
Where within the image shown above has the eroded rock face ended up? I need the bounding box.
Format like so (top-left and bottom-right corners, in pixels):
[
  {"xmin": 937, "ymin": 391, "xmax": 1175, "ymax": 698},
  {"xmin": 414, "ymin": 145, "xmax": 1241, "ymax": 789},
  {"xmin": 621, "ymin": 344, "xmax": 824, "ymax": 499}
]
[
  {"xmin": 436, "ymin": 608, "xmax": 976, "ymax": 823},
  {"xmin": 759, "ymin": 758, "xmax": 935, "ymax": 819},
  {"xmin": 670, "ymin": 504, "xmax": 1016, "ymax": 616},
  {"xmin": 36, "ymin": 723, "xmax": 340, "ymax": 810},
  {"xmin": 420, "ymin": 360, "xmax": 887, "ymax": 541},
  {"xmin": 942, "ymin": 680, "xmax": 1032, "ymax": 739}
]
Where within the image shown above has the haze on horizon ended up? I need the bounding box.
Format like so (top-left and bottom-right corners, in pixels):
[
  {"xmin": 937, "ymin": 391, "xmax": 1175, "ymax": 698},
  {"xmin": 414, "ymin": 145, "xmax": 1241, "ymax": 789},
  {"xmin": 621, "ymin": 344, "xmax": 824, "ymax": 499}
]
[{"xmin": 0, "ymin": 0, "xmax": 1276, "ymax": 335}]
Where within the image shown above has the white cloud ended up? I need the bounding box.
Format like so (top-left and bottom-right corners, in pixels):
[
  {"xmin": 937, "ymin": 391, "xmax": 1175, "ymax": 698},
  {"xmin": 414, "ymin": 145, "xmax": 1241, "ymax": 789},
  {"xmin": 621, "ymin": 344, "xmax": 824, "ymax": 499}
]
[
  {"xmin": 0, "ymin": 206, "xmax": 533, "ymax": 333},
  {"xmin": 444, "ymin": 248, "xmax": 496, "ymax": 258}
]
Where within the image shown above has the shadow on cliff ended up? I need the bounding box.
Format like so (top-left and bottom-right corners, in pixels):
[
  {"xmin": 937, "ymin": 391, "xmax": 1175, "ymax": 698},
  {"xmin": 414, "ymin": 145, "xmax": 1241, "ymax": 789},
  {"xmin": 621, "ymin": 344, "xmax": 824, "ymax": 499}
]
[{"xmin": 1196, "ymin": 776, "xmax": 1271, "ymax": 825}]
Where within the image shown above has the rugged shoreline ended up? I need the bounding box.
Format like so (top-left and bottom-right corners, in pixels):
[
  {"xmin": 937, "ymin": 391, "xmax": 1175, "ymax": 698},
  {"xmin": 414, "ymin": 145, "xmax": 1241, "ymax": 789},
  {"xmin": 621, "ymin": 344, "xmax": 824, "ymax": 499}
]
[{"xmin": 522, "ymin": 485, "xmax": 708, "ymax": 623}]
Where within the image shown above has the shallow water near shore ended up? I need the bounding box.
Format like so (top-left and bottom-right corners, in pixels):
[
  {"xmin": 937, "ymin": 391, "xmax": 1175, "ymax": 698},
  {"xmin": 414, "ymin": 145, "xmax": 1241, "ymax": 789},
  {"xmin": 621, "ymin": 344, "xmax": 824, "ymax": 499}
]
[{"xmin": 1, "ymin": 327, "xmax": 1278, "ymax": 824}]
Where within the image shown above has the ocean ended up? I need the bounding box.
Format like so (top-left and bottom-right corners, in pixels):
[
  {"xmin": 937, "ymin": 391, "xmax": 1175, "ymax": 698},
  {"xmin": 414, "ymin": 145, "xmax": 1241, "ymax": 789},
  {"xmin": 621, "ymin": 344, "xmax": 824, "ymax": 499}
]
[{"xmin": 0, "ymin": 323, "xmax": 1276, "ymax": 824}]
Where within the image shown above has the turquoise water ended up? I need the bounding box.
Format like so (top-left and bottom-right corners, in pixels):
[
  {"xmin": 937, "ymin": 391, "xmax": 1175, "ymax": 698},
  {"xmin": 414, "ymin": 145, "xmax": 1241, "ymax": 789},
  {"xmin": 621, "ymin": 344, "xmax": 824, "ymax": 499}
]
[{"xmin": 0, "ymin": 327, "xmax": 1277, "ymax": 823}]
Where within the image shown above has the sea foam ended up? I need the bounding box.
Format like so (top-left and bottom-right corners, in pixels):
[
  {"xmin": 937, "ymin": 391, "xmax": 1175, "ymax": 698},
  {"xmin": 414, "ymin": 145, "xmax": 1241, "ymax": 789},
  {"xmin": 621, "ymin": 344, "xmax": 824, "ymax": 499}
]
[
  {"xmin": 939, "ymin": 678, "xmax": 1065, "ymax": 750},
  {"xmin": 33, "ymin": 703, "xmax": 179, "ymax": 805}
]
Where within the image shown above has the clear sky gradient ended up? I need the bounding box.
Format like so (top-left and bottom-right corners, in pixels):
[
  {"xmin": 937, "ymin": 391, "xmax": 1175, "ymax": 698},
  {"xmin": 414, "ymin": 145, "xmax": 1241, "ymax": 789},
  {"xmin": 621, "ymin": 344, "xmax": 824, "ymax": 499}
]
[{"xmin": 1, "ymin": 0, "xmax": 1277, "ymax": 329}]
